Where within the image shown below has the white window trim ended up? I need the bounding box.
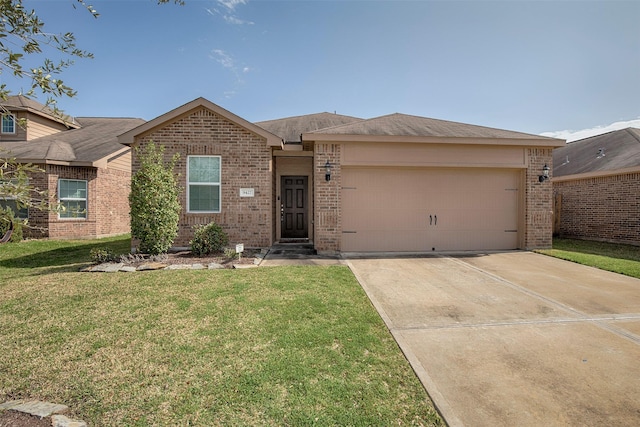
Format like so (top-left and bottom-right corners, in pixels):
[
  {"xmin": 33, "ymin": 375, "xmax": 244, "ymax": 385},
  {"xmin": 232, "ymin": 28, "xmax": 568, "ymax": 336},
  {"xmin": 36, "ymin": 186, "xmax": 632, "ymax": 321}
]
[
  {"xmin": 2, "ymin": 114, "xmax": 16, "ymax": 134},
  {"xmin": 58, "ymin": 179, "xmax": 87, "ymax": 220},
  {"xmin": 187, "ymin": 155, "xmax": 221, "ymax": 213}
]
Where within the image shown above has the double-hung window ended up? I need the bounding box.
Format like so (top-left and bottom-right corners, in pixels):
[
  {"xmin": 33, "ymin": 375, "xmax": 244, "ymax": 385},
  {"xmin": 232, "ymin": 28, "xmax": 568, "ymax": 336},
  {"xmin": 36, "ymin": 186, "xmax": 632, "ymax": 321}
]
[
  {"xmin": 58, "ymin": 179, "xmax": 87, "ymax": 219},
  {"xmin": 2, "ymin": 114, "xmax": 15, "ymax": 134},
  {"xmin": 187, "ymin": 156, "xmax": 221, "ymax": 213}
]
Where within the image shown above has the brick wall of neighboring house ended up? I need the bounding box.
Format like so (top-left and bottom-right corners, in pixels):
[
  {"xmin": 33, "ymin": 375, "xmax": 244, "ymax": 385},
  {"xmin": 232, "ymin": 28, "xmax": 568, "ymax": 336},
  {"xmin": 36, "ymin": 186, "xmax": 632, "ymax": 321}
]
[
  {"xmin": 22, "ymin": 165, "xmax": 49, "ymax": 239},
  {"xmin": 46, "ymin": 165, "xmax": 98, "ymax": 239},
  {"xmin": 554, "ymin": 171, "xmax": 640, "ymax": 245},
  {"xmin": 25, "ymin": 165, "xmax": 99, "ymax": 239},
  {"xmin": 313, "ymin": 142, "xmax": 341, "ymax": 254},
  {"xmin": 524, "ymin": 148, "xmax": 554, "ymax": 249},
  {"xmin": 132, "ymin": 107, "xmax": 273, "ymax": 249}
]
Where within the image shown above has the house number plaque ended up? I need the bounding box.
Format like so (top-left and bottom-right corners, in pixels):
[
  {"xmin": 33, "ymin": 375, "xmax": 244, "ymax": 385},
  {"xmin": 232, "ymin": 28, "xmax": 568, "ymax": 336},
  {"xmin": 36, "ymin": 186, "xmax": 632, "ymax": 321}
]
[{"xmin": 239, "ymin": 188, "xmax": 255, "ymax": 197}]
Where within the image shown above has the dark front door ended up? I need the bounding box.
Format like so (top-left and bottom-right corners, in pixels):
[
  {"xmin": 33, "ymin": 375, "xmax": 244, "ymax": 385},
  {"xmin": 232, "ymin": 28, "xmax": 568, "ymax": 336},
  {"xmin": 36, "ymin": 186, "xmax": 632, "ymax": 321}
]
[{"xmin": 281, "ymin": 176, "xmax": 308, "ymax": 239}]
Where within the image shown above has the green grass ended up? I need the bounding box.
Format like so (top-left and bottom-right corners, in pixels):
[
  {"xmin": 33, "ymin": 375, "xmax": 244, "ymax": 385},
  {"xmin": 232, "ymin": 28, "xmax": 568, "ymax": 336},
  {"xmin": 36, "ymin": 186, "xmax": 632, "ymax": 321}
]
[
  {"xmin": 0, "ymin": 236, "xmax": 442, "ymax": 426},
  {"xmin": 537, "ymin": 238, "xmax": 640, "ymax": 279}
]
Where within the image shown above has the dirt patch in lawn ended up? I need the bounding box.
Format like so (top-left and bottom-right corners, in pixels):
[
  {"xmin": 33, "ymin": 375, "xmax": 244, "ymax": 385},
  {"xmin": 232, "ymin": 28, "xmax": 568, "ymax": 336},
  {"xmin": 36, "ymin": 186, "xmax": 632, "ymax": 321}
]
[{"xmin": 0, "ymin": 411, "xmax": 51, "ymax": 427}]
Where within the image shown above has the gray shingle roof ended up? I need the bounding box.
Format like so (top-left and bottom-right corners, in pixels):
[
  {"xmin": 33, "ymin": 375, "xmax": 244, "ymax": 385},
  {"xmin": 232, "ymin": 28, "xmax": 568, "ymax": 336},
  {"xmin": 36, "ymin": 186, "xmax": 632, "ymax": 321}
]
[
  {"xmin": 2, "ymin": 94, "xmax": 79, "ymax": 128},
  {"xmin": 309, "ymin": 113, "xmax": 557, "ymax": 140},
  {"xmin": 0, "ymin": 117, "xmax": 145, "ymax": 164},
  {"xmin": 553, "ymin": 128, "xmax": 640, "ymax": 177},
  {"xmin": 256, "ymin": 112, "xmax": 363, "ymax": 142}
]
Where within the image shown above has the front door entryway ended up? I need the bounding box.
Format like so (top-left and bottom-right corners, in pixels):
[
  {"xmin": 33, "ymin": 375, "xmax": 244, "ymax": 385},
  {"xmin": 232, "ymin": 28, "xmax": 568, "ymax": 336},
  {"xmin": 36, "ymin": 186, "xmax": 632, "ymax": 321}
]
[{"xmin": 281, "ymin": 176, "xmax": 308, "ymax": 239}]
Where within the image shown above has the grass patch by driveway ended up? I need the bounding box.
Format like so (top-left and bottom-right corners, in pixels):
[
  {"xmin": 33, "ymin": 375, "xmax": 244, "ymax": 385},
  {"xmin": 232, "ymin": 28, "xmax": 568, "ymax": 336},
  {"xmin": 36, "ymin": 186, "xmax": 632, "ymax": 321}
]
[
  {"xmin": 0, "ymin": 236, "xmax": 442, "ymax": 426},
  {"xmin": 537, "ymin": 238, "xmax": 640, "ymax": 279}
]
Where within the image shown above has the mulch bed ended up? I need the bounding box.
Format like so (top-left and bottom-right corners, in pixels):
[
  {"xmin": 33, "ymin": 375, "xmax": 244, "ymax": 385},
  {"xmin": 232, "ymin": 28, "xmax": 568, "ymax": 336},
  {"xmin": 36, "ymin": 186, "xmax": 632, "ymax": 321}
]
[{"xmin": 120, "ymin": 250, "xmax": 261, "ymax": 268}]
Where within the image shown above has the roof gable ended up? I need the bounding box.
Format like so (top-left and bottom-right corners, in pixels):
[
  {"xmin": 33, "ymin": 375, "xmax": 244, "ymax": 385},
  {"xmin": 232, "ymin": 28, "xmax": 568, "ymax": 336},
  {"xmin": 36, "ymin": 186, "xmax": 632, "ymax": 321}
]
[
  {"xmin": 119, "ymin": 97, "xmax": 282, "ymax": 146},
  {"xmin": 1, "ymin": 95, "xmax": 79, "ymax": 129},
  {"xmin": 553, "ymin": 127, "xmax": 640, "ymax": 177}
]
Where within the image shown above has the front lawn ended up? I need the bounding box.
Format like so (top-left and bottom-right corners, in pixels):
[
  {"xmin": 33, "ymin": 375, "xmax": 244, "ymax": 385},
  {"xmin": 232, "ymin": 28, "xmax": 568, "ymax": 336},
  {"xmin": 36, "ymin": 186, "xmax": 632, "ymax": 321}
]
[
  {"xmin": 537, "ymin": 238, "xmax": 640, "ymax": 279},
  {"xmin": 0, "ymin": 236, "xmax": 442, "ymax": 426}
]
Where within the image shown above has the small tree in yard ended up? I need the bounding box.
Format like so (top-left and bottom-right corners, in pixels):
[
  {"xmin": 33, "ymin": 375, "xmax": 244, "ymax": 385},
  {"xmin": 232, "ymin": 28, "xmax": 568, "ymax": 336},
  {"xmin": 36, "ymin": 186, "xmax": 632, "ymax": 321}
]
[{"xmin": 129, "ymin": 142, "xmax": 181, "ymax": 255}]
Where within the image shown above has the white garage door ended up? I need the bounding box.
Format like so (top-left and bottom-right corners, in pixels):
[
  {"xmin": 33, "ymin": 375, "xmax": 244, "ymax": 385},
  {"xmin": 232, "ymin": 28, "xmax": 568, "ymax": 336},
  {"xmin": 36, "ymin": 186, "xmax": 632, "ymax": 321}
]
[{"xmin": 341, "ymin": 168, "xmax": 521, "ymax": 252}]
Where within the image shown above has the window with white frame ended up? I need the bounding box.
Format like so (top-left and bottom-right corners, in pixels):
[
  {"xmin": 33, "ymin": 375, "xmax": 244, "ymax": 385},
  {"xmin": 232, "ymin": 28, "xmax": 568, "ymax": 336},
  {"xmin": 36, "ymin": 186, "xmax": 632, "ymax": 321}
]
[
  {"xmin": 187, "ymin": 156, "xmax": 221, "ymax": 213},
  {"xmin": 58, "ymin": 179, "xmax": 87, "ymax": 219},
  {"xmin": 2, "ymin": 114, "xmax": 15, "ymax": 134}
]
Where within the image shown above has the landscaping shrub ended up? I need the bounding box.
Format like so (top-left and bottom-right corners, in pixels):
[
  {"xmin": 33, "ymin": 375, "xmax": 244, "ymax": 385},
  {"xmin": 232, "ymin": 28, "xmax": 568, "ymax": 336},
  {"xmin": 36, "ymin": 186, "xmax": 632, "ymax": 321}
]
[
  {"xmin": 190, "ymin": 222, "xmax": 229, "ymax": 256},
  {"xmin": 129, "ymin": 142, "xmax": 181, "ymax": 255},
  {"xmin": 90, "ymin": 247, "xmax": 117, "ymax": 264}
]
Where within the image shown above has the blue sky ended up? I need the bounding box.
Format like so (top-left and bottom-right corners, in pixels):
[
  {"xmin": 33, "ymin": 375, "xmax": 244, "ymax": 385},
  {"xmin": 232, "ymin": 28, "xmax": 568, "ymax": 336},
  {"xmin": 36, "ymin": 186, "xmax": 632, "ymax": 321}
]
[{"xmin": 13, "ymin": 0, "xmax": 640, "ymax": 141}]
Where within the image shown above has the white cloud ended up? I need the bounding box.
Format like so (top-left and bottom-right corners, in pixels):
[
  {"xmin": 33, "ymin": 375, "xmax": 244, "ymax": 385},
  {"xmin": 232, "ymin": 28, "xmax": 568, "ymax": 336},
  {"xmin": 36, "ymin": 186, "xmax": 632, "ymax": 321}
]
[
  {"xmin": 224, "ymin": 15, "xmax": 254, "ymax": 25},
  {"xmin": 210, "ymin": 49, "xmax": 234, "ymax": 69},
  {"xmin": 217, "ymin": 0, "xmax": 247, "ymax": 12},
  {"xmin": 209, "ymin": 0, "xmax": 252, "ymax": 25},
  {"xmin": 541, "ymin": 117, "xmax": 640, "ymax": 142}
]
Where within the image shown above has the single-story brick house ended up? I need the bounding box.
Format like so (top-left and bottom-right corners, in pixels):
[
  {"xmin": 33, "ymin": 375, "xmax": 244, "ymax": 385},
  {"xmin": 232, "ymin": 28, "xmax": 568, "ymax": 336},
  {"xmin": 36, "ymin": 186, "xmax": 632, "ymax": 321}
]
[
  {"xmin": 553, "ymin": 128, "xmax": 640, "ymax": 245},
  {"xmin": 120, "ymin": 97, "xmax": 564, "ymax": 253},
  {"xmin": 0, "ymin": 95, "xmax": 144, "ymax": 238}
]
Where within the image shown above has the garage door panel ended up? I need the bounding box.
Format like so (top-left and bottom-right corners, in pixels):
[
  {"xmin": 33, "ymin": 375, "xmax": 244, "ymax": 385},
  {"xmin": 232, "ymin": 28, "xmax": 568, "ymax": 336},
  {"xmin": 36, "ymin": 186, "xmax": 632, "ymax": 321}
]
[
  {"xmin": 343, "ymin": 207, "xmax": 428, "ymax": 231},
  {"xmin": 341, "ymin": 168, "xmax": 521, "ymax": 252},
  {"xmin": 343, "ymin": 230, "xmax": 430, "ymax": 252}
]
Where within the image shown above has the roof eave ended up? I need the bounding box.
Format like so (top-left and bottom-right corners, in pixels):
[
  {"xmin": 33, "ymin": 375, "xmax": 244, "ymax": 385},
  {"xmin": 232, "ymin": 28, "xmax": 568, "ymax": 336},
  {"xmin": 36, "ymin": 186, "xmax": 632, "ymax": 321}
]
[
  {"xmin": 553, "ymin": 165, "xmax": 640, "ymax": 182},
  {"xmin": 10, "ymin": 106, "xmax": 80, "ymax": 129},
  {"xmin": 301, "ymin": 133, "xmax": 566, "ymax": 147}
]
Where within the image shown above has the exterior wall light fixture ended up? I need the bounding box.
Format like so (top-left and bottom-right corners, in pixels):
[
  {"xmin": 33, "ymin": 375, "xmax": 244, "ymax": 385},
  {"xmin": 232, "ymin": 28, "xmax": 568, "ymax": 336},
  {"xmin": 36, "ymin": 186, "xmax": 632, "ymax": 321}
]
[
  {"xmin": 325, "ymin": 160, "xmax": 332, "ymax": 181},
  {"xmin": 538, "ymin": 164, "xmax": 550, "ymax": 183}
]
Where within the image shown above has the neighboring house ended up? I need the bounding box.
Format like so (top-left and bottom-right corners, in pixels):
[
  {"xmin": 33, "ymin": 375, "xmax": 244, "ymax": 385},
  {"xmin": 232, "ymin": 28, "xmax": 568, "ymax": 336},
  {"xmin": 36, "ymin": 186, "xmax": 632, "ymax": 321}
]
[
  {"xmin": 0, "ymin": 95, "xmax": 145, "ymax": 239},
  {"xmin": 553, "ymin": 128, "xmax": 640, "ymax": 245},
  {"xmin": 120, "ymin": 97, "xmax": 564, "ymax": 253}
]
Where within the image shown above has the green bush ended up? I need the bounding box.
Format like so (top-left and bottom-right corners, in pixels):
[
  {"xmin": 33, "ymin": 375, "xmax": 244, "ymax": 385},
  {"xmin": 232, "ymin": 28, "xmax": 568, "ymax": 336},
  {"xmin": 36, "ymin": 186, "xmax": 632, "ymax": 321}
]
[
  {"xmin": 129, "ymin": 142, "xmax": 181, "ymax": 255},
  {"xmin": 190, "ymin": 222, "xmax": 229, "ymax": 256},
  {"xmin": 90, "ymin": 247, "xmax": 117, "ymax": 264},
  {"xmin": 0, "ymin": 207, "xmax": 23, "ymax": 243}
]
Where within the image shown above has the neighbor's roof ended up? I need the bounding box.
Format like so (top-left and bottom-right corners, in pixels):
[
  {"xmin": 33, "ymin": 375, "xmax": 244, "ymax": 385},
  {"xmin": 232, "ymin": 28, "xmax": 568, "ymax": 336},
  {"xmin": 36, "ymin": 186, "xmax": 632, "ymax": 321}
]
[
  {"xmin": 304, "ymin": 113, "xmax": 564, "ymax": 146},
  {"xmin": 0, "ymin": 117, "xmax": 145, "ymax": 166},
  {"xmin": 1, "ymin": 95, "xmax": 80, "ymax": 129},
  {"xmin": 553, "ymin": 128, "xmax": 640, "ymax": 177},
  {"xmin": 256, "ymin": 112, "xmax": 363, "ymax": 142}
]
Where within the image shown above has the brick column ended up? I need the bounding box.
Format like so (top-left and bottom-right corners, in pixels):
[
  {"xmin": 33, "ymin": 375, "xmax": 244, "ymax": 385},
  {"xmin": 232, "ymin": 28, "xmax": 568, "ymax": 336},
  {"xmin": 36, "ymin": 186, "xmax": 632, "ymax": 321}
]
[
  {"xmin": 314, "ymin": 143, "xmax": 341, "ymax": 254},
  {"xmin": 525, "ymin": 148, "xmax": 554, "ymax": 249}
]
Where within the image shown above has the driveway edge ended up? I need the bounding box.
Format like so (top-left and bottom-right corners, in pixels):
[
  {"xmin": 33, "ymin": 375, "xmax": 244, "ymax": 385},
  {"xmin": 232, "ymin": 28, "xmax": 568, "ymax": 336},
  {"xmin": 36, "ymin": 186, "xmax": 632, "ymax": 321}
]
[{"xmin": 346, "ymin": 260, "xmax": 464, "ymax": 427}]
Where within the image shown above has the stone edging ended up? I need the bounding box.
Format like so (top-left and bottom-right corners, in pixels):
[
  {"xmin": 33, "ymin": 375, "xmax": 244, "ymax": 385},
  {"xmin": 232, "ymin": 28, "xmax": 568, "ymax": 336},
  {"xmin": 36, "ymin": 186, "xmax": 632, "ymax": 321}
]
[{"xmin": 82, "ymin": 252, "xmax": 267, "ymax": 272}]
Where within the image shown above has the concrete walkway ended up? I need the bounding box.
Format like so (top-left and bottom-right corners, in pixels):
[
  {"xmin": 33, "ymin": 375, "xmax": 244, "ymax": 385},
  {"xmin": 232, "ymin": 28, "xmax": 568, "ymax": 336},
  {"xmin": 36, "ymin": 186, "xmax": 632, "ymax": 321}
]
[{"xmin": 347, "ymin": 252, "xmax": 640, "ymax": 427}]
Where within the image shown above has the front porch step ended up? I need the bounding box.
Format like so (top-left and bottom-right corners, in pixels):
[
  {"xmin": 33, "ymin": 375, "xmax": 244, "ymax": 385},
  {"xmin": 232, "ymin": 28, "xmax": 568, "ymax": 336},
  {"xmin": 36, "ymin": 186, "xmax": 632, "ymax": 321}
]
[{"xmin": 267, "ymin": 243, "xmax": 316, "ymax": 258}]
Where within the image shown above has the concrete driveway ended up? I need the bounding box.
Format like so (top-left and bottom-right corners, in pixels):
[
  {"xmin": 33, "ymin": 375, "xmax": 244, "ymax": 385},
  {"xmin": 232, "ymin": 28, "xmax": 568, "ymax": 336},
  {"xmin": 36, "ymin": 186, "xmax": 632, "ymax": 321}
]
[{"xmin": 347, "ymin": 252, "xmax": 640, "ymax": 427}]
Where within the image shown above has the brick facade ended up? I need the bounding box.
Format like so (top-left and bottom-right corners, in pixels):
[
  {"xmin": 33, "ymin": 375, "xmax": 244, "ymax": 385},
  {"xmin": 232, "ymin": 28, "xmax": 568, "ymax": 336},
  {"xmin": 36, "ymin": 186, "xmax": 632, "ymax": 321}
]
[
  {"xmin": 24, "ymin": 164, "xmax": 131, "ymax": 239},
  {"xmin": 554, "ymin": 171, "xmax": 640, "ymax": 245},
  {"xmin": 524, "ymin": 148, "xmax": 554, "ymax": 249},
  {"xmin": 313, "ymin": 143, "xmax": 342, "ymax": 253},
  {"xmin": 132, "ymin": 107, "xmax": 273, "ymax": 249}
]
